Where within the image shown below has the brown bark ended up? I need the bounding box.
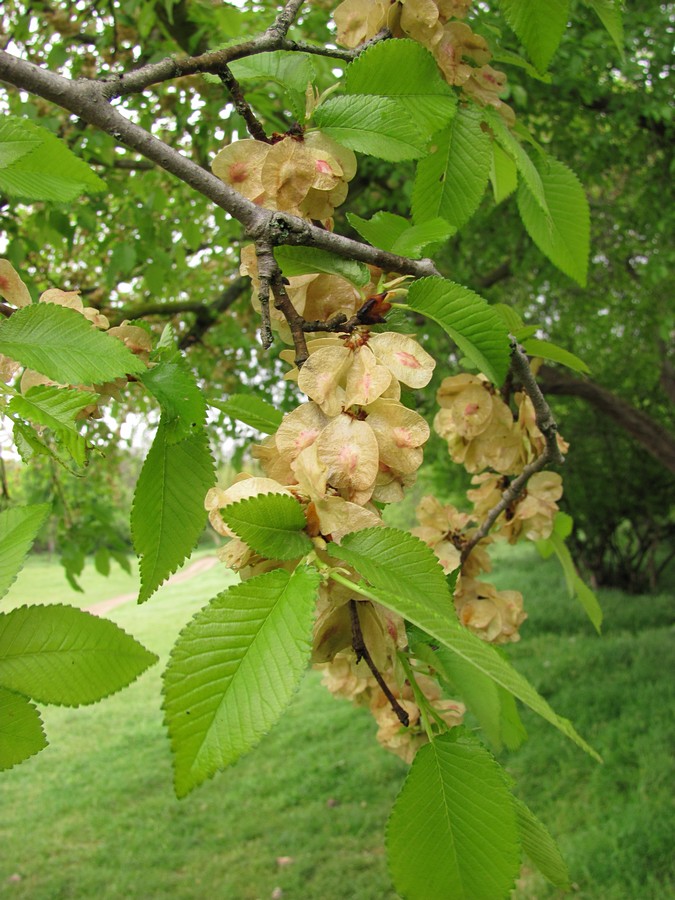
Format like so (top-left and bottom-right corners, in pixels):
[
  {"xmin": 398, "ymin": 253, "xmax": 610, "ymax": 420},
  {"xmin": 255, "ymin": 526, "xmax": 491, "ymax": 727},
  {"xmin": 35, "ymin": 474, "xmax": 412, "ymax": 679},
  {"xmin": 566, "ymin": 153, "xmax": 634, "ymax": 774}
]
[{"xmin": 538, "ymin": 365, "xmax": 675, "ymax": 474}]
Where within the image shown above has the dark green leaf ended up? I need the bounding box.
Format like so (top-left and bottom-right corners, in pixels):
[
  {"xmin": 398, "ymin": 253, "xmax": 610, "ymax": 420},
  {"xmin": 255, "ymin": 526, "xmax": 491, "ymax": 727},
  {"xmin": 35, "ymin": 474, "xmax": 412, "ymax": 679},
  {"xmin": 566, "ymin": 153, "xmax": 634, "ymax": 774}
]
[
  {"xmin": 521, "ymin": 337, "xmax": 591, "ymax": 374},
  {"xmin": 140, "ymin": 356, "xmax": 207, "ymax": 441},
  {"xmin": 499, "ymin": 0, "xmax": 570, "ymax": 72}
]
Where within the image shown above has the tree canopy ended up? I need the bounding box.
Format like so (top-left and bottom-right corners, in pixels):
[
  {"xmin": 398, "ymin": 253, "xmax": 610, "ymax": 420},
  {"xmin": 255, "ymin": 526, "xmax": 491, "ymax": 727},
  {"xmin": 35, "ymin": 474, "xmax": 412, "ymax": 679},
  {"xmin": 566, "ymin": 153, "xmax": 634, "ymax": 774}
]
[{"xmin": 0, "ymin": 1, "xmax": 673, "ymax": 896}]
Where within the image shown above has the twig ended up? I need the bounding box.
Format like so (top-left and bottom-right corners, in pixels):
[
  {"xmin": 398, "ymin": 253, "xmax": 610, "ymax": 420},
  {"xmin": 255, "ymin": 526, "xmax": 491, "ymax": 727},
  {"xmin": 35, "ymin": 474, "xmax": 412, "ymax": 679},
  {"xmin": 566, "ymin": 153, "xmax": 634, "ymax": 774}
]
[
  {"xmin": 254, "ymin": 240, "xmax": 275, "ymax": 349},
  {"xmin": 461, "ymin": 340, "xmax": 565, "ymax": 563},
  {"xmin": 218, "ymin": 66, "xmax": 271, "ymax": 143},
  {"xmin": 270, "ymin": 271, "xmax": 308, "ymax": 366},
  {"xmin": 349, "ymin": 600, "xmax": 409, "ymax": 728}
]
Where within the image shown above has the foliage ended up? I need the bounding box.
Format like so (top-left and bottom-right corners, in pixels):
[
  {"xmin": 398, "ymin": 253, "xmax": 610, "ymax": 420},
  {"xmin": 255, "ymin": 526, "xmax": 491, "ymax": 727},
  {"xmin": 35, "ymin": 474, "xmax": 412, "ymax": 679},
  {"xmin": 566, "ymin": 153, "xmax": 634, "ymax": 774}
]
[{"xmin": 0, "ymin": 0, "xmax": 666, "ymax": 896}]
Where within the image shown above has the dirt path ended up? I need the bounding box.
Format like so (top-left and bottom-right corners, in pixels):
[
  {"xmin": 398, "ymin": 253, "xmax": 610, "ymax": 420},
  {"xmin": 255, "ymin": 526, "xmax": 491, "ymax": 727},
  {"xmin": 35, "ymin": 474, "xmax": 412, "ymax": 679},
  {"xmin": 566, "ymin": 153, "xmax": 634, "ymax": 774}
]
[{"xmin": 86, "ymin": 556, "xmax": 219, "ymax": 617}]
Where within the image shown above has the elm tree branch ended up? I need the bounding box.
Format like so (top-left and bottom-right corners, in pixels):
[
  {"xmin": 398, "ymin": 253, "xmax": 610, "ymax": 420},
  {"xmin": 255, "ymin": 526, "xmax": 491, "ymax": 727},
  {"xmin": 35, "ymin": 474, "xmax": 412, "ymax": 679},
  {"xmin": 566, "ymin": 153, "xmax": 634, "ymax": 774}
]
[
  {"xmin": 218, "ymin": 66, "xmax": 271, "ymax": 143},
  {"xmin": 461, "ymin": 341, "xmax": 565, "ymax": 563},
  {"xmin": 0, "ymin": 51, "xmax": 437, "ymax": 280},
  {"xmin": 349, "ymin": 600, "xmax": 410, "ymax": 728}
]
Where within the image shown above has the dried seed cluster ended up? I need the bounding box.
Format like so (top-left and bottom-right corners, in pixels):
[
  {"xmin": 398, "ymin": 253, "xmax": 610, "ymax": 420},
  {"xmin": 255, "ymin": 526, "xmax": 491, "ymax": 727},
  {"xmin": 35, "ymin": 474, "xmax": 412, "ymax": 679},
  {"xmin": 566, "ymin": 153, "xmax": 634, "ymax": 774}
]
[{"xmin": 334, "ymin": 0, "xmax": 515, "ymax": 124}]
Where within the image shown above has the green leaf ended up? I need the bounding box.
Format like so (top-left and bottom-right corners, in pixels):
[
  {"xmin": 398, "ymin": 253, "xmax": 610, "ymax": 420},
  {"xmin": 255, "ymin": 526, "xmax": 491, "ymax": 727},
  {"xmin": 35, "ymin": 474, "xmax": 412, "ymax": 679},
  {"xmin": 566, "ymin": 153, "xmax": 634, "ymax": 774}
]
[
  {"xmin": 0, "ymin": 304, "xmax": 146, "ymax": 384},
  {"xmin": 521, "ymin": 337, "xmax": 591, "ymax": 374},
  {"xmin": 8, "ymin": 385, "xmax": 98, "ymax": 435},
  {"xmin": 391, "ymin": 219, "xmax": 456, "ymax": 258},
  {"xmin": 486, "ymin": 112, "xmax": 548, "ymax": 214},
  {"xmin": 228, "ymin": 50, "xmax": 316, "ymax": 94},
  {"xmin": 536, "ymin": 532, "xmax": 603, "ymax": 633},
  {"xmin": 0, "ymin": 115, "xmax": 105, "ymax": 201},
  {"xmin": 406, "ymin": 277, "xmax": 511, "ymax": 385},
  {"xmin": 272, "ymin": 245, "xmax": 369, "ymax": 286},
  {"xmin": 412, "ymin": 106, "xmax": 491, "ymax": 229},
  {"xmin": 0, "ymin": 116, "xmax": 41, "ymax": 168},
  {"xmin": 490, "ymin": 141, "xmax": 518, "ymax": 204},
  {"xmin": 140, "ymin": 356, "xmax": 207, "ymax": 442},
  {"xmin": 346, "ymin": 211, "xmax": 409, "ymax": 251},
  {"xmin": 412, "ymin": 635, "xmax": 527, "ymax": 752},
  {"xmin": 209, "ymin": 393, "xmax": 283, "ymax": 435},
  {"xmin": 338, "ymin": 568, "xmax": 602, "ymax": 762},
  {"xmin": 132, "ymin": 424, "xmax": 215, "ymax": 603},
  {"xmin": 94, "ymin": 547, "xmax": 111, "ymax": 577},
  {"xmin": 327, "ymin": 526, "xmax": 453, "ymax": 610},
  {"xmin": 0, "ymin": 687, "xmax": 47, "ymax": 771},
  {"xmin": 313, "ymin": 95, "xmax": 433, "ymax": 162},
  {"xmin": 343, "ymin": 39, "xmax": 456, "ymax": 138},
  {"xmin": 583, "ymin": 0, "xmax": 624, "ymax": 57},
  {"xmin": 0, "ymin": 604, "xmax": 158, "ymax": 705},
  {"xmin": 517, "ymin": 153, "xmax": 590, "ymax": 286},
  {"xmin": 515, "ymin": 797, "xmax": 571, "ymax": 889},
  {"xmin": 499, "ymin": 0, "xmax": 570, "ymax": 73},
  {"xmin": 0, "ymin": 504, "xmax": 50, "ymax": 600},
  {"xmin": 163, "ymin": 565, "xmax": 321, "ymax": 797},
  {"xmin": 386, "ymin": 733, "xmax": 520, "ymax": 900},
  {"xmin": 221, "ymin": 493, "xmax": 312, "ymax": 561}
]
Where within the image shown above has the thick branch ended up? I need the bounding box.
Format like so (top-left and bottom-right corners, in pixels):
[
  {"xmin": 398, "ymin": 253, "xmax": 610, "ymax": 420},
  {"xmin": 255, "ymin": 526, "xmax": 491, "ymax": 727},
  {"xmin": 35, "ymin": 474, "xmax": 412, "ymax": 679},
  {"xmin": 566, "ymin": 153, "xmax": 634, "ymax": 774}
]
[
  {"xmin": 538, "ymin": 364, "xmax": 675, "ymax": 474},
  {"xmin": 0, "ymin": 51, "xmax": 438, "ymax": 279}
]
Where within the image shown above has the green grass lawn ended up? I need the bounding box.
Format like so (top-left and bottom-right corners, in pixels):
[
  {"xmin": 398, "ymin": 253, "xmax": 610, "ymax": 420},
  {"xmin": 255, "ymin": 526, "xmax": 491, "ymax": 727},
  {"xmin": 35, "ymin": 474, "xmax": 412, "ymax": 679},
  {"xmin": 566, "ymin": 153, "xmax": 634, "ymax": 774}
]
[{"xmin": 1, "ymin": 547, "xmax": 673, "ymax": 899}]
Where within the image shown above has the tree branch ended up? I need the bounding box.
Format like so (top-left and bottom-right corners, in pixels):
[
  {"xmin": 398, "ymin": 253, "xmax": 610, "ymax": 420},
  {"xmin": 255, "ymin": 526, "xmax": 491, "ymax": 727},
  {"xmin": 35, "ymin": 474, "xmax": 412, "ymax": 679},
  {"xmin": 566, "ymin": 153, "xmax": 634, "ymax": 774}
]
[
  {"xmin": 461, "ymin": 341, "xmax": 565, "ymax": 562},
  {"xmin": 0, "ymin": 51, "xmax": 438, "ymax": 280},
  {"xmin": 218, "ymin": 66, "xmax": 271, "ymax": 143},
  {"xmin": 349, "ymin": 600, "xmax": 410, "ymax": 728}
]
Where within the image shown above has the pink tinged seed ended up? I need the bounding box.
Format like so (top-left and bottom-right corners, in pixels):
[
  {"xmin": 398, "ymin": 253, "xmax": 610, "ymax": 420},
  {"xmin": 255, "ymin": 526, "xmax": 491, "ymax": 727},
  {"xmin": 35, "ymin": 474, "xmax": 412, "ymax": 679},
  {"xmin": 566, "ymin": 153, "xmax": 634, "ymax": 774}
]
[
  {"xmin": 339, "ymin": 446, "xmax": 359, "ymax": 473},
  {"xmin": 464, "ymin": 402, "xmax": 480, "ymax": 416},
  {"xmin": 315, "ymin": 159, "xmax": 332, "ymax": 174},
  {"xmin": 395, "ymin": 350, "xmax": 422, "ymax": 369},
  {"xmin": 393, "ymin": 427, "xmax": 414, "ymax": 448}
]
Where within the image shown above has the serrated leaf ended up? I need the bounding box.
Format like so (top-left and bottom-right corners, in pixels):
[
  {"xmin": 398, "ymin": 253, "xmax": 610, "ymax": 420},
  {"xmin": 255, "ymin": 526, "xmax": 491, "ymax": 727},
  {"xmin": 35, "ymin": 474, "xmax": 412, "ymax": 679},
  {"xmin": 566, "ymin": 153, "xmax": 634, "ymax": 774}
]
[
  {"xmin": 0, "ymin": 687, "xmax": 47, "ymax": 771},
  {"xmin": 411, "ymin": 635, "xmax": 526, "ymax": 752},
  {"xmin": 412, "ymin": 106, "xmax": 491, "ymax": 229},
  {"xmin": 348, "ymin": 576, "xmax": 602, "ymax": 762},
  {"xmin": 0, "ymin": 115, "xmax": 105, "ymax": 201},
  {"xmin": 517, "ymin": 154, "xmax": 590, "ymax": 286},
  {"xmin": 343, "ymin": 39, "xmax": 456, "ymax": 138},
  {"xmin": 499, "ymin": 0, "xmax": 570, "ymax": 73},
  {"xmin": 209, "ymin": 393, "xmax": 283, "ymax": 434},
  {"xmin": 486, "ymin": 112, "xmax": 547, "ymax": 213},
  {"xmin": 391, "ymin": 219, "xmax": 456, "ymax": 258},
  {"xmin": 8, "ymin": 385, "xmax": 98, "ymax": 435},
  {"xmin": 132, "ymin": 424, "xmax": 215, "ymax": 603},
  {"xmin": 493, "ymin": 303, "xmax": 524, "ymax": 333},
  {"xmin": 521, "ymin": 337, "xmax": 590, "ymax": 374},
  {"xmin": 0, "ymin": 504, "xmax": 50, "ymax": 600},
  {"xmin": 163, "ymin": 565, "xmax": 321, "ymax": 797},
  {"xmin": 386, "ymin": 733, "xmax": 520, "ymax": 900},
  {"xmin": 221, "ymin": 493, "xmax": 312, "ymax": 561},
  {"xmin": 0, "ymin": 304, "xmax": 146, "ymax": 384},
  {"xmin": 583, "ymin": 0, "xmax": 624, "ymax": 57},
  {"xmin": 0, "ymin": 116, "xmax": 41, "ymax": 168},
  {"xmin": 515, "ymin": 797, "xmax": 571, "ymax": 888},
  {"xmin": 272, "ymin": 245, "xmax": 369, "ymax": 286},
  {"xmin": 327, "ymin": 526, "xmax": 453, "ymax": 610},
  {"xmin": 313, "ymin": 95, "xmax": 432, "ymax": 162},
  {"xmin": 140, "ymin": 357, "xmax": 207, "ymax": 441},
  {"xmin": 0, "ymin": 604, "xmax": 157, "ymax": 705},
  {"xmin": 346, "ymin": 211, "xmax": 410, "ymax": 252},
  {"xmin": 536, "ymin": 532, "xmax": 602, "ymax": 633},
  {"xmin": 229, "ymin": 50, "xmax": 316, "ymax": 94},
  {"xmin": 490, "ymin": 141, "xmax": 518, "ymax": 204},
  {"xmin": 406, "ymin": 277, "xmax": 511, "ymax": 385}
]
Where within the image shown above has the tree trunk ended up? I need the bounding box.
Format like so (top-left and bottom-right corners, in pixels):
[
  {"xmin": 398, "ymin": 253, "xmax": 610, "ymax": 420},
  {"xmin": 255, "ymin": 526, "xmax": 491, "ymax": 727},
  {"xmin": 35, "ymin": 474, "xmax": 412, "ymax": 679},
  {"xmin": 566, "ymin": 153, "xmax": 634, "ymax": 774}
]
[{"xmin": 538, "ymin": 365, "xmax": 675, "ymax": 474}]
